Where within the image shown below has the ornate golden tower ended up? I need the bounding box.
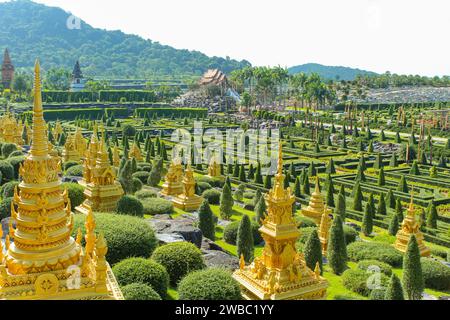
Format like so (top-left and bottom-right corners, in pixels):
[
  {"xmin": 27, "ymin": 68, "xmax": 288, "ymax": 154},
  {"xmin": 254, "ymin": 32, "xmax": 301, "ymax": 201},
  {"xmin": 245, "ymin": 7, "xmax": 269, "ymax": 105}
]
[
  {"xmin": 75, "ymin": 132, "xmax": 124, "ymax": 215},
  {"xmin": 207, "ymin": 154, "xmax": 222, "ymax": 179},
  {"xmin": 161, "ymin": 157, "xmax": 183, "ymax": 196},
  {"xmin": 0, "ymin": 61, "xmax": 122, "ymax": 300},
  {"xmin": 395, "ymin": 194, "xmax": 430, "ymax": 257},
  {"xmin": 172, "ymin": 164, "xmax": 203, "ymax": 211},
  {"xmin": 112, "ymin": 145, "xmax": 120, "ymax": 167},
  {"xmin": 233, "ymin": 147, "xmax": 328, "ymax": 300},
  {"xmin": 301, "ymin": 177, "xmax": 331, "ymax": 224},
  {"xmin": 62, "ymin": 128, "xmax": 86, "ymax": 163},
  {"xmin": 129, "ymin": 142, "xmax": 143, "ymax": 161},
  {"xmin": 318, "ymin": 207, "xmax": 332, "ymax": 256}
]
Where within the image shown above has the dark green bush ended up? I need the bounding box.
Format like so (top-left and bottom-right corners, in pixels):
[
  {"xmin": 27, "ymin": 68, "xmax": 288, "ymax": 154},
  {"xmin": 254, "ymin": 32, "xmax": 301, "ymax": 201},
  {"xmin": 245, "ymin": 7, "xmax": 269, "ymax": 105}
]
[
  {"xmin": 72, "ymin": 213, "xmax": 157, "ymax": 265},
  {"xmin": 0, "ymin": 160, "xmax": 15, "ymax": 182},
  {"xmin": 347, "ymin": 241, "xmax": 403, "ymax": 267},
  {"xmin": 65, "ymin": 164, "xmax": 84, "ymax": 177},
  {"xmin": 132, "ymin": 171, "xmax": 150, "ymax": 184},
  {"xmin": 1, "ymin": 143, "xmax": 17, "ymax": 158},
  {"xmin": 63, "ymin": 161, "xmax": 80, "ymax": 171},
  {"xmin": 357, "ymin": 260, "xmax": 393, "ymax": 276},
  {"xmin": 8, "ymin": 150, "xmax": 23, "ymax": 158},
  {"xmin": 421, "ymin": 258, "xmax": 450, "ymax": 290},
  {"xmin": 6, "ymin": 156, "xmax": 26, "ymax": 179},
  {"xmin": 196, "ymin": 176, "xmax": 224, "ymax": 188},
  {"xmin": 295, "ymin": 216, "xmax": 317, "ymax": 228},
  {"xmin": 342, "ymin": 268, "xmax": 389, "ymax": 297},
  {"xmin": 142, "ymin": 198, "xmax": 174, "ymax": 215},
  {"xmin": 197, "ymin": 182, "xmax": 213, "ymax": 193},
  {"xmin": 343, "ymin": 225, "xmax": 359, "ymax": 245},
  {"xmin": 223, "ymin": 221, "xmax": 263, "ymax": 246},
  {"xmin": 112, "ymin": 258, "xmax": 169, "ymax": 297},
  {"xmin": 62, "ymin": 183, "xmax": 85, "ymax": 208},
  {"xmin": 178, "ymin": 268, "xmax": 242, "ymax": 300},
  {"xmin": 1, "ymin": 181, "xmax": 19, "ymax": 199},
  {"xmin": 202, "ymin": 189, "xmax": 221, "ymax": 205},
  {"xmin": 0, "ymin": 197, "xmax": 13, "ymax": 220},
  {"xmin": 116, "ymin": 195, "xmax": 144, "ymax": 217},
  {"xmin": 151, "ymin": 242, "xmax": 206, "ymax": 285},
  {"xmin": 121, "ymin": 283, "xmax": 162, "ymax": 301}
]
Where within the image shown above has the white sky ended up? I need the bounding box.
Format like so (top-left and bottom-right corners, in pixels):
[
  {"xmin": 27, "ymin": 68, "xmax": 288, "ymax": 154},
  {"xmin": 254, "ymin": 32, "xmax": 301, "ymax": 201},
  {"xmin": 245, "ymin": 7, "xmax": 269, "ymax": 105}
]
[{"xmin": 6, "ymin": 0, "xmax": 450, "ymax": 76}]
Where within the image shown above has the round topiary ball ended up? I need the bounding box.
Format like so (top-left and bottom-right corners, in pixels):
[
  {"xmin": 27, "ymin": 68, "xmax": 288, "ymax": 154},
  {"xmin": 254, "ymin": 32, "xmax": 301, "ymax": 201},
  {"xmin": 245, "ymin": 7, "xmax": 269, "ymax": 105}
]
[
  {"xmin": 142, "ymin": 198, "xmax": 174, "ymax": 216},
  {"xmin": 121, "ymin": 283, "xmax": 162, "ymax": 301},
  {"xmin": 151, "ymin": 242, "xmax": 206, "ymax": 285},
  {"xmin": 62, "ymin": 183, "xmax": 85, "ymax": 208},
  {"xmin": 1, "ymin": 181, "xmax": 19, "ymax": 199},
  {"xmin": 117, "ymin": 195, "xmax": 144, "ymax": 217},
  {"xmin": 66, "ymin": 164, "xmax": 84, "ymax": 177},
  {"xmin": 72, "ymin": 212, "xmax": 157, "ymax": 265},
  {"xmin": 202, "ymin": 189, "xmax": 221, "ymax": 205},
  {"xmin": 1, "ymin": 143, "xmax": 17, "ymax": 158},
  {"xmin": 112, "ymin": 258, "xmax": 169, "ymax": 298},
  {"xmin": 178, "ymin": 268, "xmax": 242, "ymax": 300}
]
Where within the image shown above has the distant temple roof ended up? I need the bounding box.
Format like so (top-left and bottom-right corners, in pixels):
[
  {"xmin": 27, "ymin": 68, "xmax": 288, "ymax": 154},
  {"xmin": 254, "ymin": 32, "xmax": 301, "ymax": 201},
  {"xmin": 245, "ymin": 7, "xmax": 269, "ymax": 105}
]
[
  {"xmin": 2, "ymin": 48, "xmax": 12, "ymax": 66},
  {"xmin": 199, "ymin": 69, "xmax": 228, "ymax": 87},
  {"xmin": 72, "ymin": 60, "xmax": 83, "ymax": 79}
]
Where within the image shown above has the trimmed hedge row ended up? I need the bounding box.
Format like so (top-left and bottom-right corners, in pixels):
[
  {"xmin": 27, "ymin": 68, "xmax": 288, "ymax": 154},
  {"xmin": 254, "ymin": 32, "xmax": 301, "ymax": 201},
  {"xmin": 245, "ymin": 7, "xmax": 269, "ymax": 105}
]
[
  {"xmin": 23, "ymin": 108, "xmax": 129, "ymax": 121},
  {"xmin": 136, "ymin": 108, "xmax": 207, "ymax": 119}
]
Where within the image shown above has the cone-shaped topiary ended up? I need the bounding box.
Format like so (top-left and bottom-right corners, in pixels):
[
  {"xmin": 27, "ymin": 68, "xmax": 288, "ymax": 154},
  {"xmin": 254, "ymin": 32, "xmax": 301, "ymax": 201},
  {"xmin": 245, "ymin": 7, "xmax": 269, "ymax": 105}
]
[
  {"xmin": 239, "ymin": 165, "xmax": 247, "ymax": 182},
  {"xmin": 219, "ymin": 183, "xmax": 234, "ymax": 220},
  {"xmin": 384, "ymin": 274, "xmax": 405, "ymax": 300},
  {"xmin": 397, "ymin": 176, "xmax": 409, "ymax": 193},
  {"xmin": 352, "ymin": 183, "xmax": 363, "ymax": 212},
  {"xmin": 374, "ymin": 153, "xmax": 383, "ymax": 169},
  {"xmin": 237, "ymin": 215, "xmax": 254, "ymax": 263},
  {"xmin": 356, "ymin": 163, "xmax": 366, "ymax": 182},
  {"xmin": 198, "ymin": 200, "xmax": 216, "ymax": 241},
  {"xmin": 263, "ymin": 175, "xmax": 272, "ymax": 189},
  {"xmin": 409, "ymin": 161, "xmax": 421, "ymax": 175},
  {"xmin": 294, "ymin": 176, "xmax": 302, "ymax": 197},
  {"xmin": 426, "ymin": 201, "xmax": 438, "ymax": 229},
  {"xmin": 377, "ymin": 167, "xmax": 386, "ymax": 186},
  {"xmin": 389, "ymin": 153, "xmax": 398, "ymax": 167},
  {"xmin": 402, "ymin": 235, "xmax": 424, "ymax": 300},
  {"xmin": 303, "ymin": 175, "xmax": 311, "ymax": 195},
  {"xmin": 326, "ymin": 181, "xmax": 335, "ymax": 207},
  {"xmin": 377, "ymin": 194, "xmax": 387, "ymax": 216},
  {"xmin": 387, "ymin": 189, "xmax": 396, "ymax": 209},
  {"xmin": 368, "ymin": 193, "xmax": 376, "ymax": 219},
  {"xmin": 362, "ymin": 202, "xmax": 374, "ymax": 236},
  {"xmin": 255, "ymin": 197, "xmax": 267, "ymax": 226},
  {"xmin": 253, "ymin": 189, "xmax": 262, "ymax": 207},
  {"xmin": 335, "ymin": 193, "xmax": 346, "ymax": 221},
  {"xmin": 254, "ymin": 161, "xmax": 263, "ymax": 184},
  {"xmin": 304, "ymin": 229, "xmax": 323, "ymax": 275},
  {"xmin": 326, "ymin": 159, "xmax": 336, "ymax": 174},
  {"xmin": 395, "ymin": 199, "xmax": 404, "ymax": 222},
  {"xmin": 328, "ymin": 215, "xmax": 348, "ymax": 275},
  {"xmin": 308, "ymin": 162, "xmax": 317, "ymax": 177},
  {"xmin": 388, "ymin": 214, "xmax": 400, "ymax": 236}
]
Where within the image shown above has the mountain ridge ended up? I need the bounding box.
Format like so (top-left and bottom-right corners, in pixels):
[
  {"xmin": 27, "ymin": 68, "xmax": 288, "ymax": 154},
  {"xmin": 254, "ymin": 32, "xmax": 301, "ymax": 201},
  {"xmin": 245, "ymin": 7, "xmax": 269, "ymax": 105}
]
[{"xmin": 288, "ymin": 63, "xmax": 378, "ymax": 81}]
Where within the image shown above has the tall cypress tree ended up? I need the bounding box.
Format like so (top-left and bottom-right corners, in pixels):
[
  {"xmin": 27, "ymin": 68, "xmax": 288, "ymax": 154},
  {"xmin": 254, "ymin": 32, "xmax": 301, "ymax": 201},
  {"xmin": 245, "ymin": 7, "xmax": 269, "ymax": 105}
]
[
  {"xmin": 377, "ymin": 167, "xmax": 386, "ymax": 186},
  {"xmin": 254, "ymin": 161, "xmax": 263, "ymax": 184},
  {"xmin": 352, "ymin": 183, "xmax": 363, "ymax": 212},
  {"xmin": 377, "ymin": 194, "xmax": 387, "ymax": 216},
  {"xmin": 304, "ymin": 229, "xmax": 323, "ymax": 275},
  {"xmin": 362, "ymin": 202, "xmax": 374, "ymax": 236},
  {"xmin": 335, "ymin": 193, "xmax": 346, "ymax": 221},
  {"xmin": 239, "ymin": 165, "xmax": 247, "ymax": 183},
  {"xmin": 326, "ymin": 181, "xmax": 335, "ymax": 207},
  {"xmin": 388, "ymin": 214, "xmax": 400, "ymax": 236},
  {"xmin": 303, "ymin": 175, "xmax": 310, "ymax": 195},
  {"xmin": 426, "ymin": 201, "xmax": 438, "ymax": 229},
  {"xmin": 326, "ymin": 159, "xmax": 336, "ymax": 174},
  {"xmin": 397, "ymin": 176, "xmax": 409, "ymax": 193},
  {"xmin": 237, "ymin": 215, "xmax": 254, "ymax": 263},
  {"xmin": 339, "ymin": 184, "xmax": 346, "ymax": 201},
  {"xmin": 374, "ymin": 153, "xmax": 383, "ymax": 170},
  {"xmin": 119, "ymin": 160, "xmax": 134, "ymax": 194},
  {"xmin": 328, "ymin": 216, "xmax": 348, "ymax": 275},
  {"xmin": 402, "ymin": 235, "xmax": 424, "ymax": 300},
  {"xmin": 233, "ymin": 162, "xmax": 240, "ymax": 178},
  {"xmin": 389, "ymin": 153, "xmax": 398, "ymax": 167},
  {"xmin": 220, "ymin": 183, "xmax": 234, "ymax": 220},
  {"xmin": 368, "ymin": 193, "xmax": 376, "ymax": 218},
  {"xmin": 255, "ymin": 197, "xmax": 267, "ymax": 225},
  {"xmin": 247, "ymin": 163, "xmax": 255, "ymax": 180},
  {"xmin": 294, "ymin": 177, "xmax": 302, "ymax": 198},
  {"xmin": 387, "ymin": 189, "xmax": 396, "ymax": 209},
  {"xmin": 253, "ymin": 189, "xmax": 262, "ymax": 207},
  {"xmin": 409, "ymin": 161, "xmax": 421, "ymax": 175},
  {"xmin": 308, "ymin": 162, "xmax": 317, "ymax": 177},
  {"xmin": 264, "ymin": 175, "xmax": 272, "ymax": 189},
  {"xmin": 356, "ymin": 163, "xmax": 366, "ymax": 182},
  {"xmin": 385, "ymin": 274, "xmax": 405, "ymax": 300},
  {"xmin": 198, "ymin": 200, "xmax": 216, "ymax": 241},
  {"xmin": 289, "ymin": 163, "xmax": 297, "ymax": 178}
]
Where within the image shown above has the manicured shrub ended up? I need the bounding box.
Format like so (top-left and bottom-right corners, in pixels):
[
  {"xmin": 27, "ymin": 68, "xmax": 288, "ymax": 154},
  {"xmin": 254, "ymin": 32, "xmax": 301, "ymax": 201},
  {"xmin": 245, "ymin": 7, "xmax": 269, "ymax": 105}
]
[
  {"xmin": 0, "ymin": 197, "xmax": 13, "ymax": 220},
  {"xmin": 357, "ymin": 260, "xmax": 393, "ymax": 276},
  {"xmin": 362, "ymin": 203, "xmax": 373, "ymax": 236},
  {"xmin": 72, "ymin": 213, "xmax": 158, "ymax": 264},
  {"xmin": 0, "ymin": 160, "xmax": 15, "ymax": 182},
  {"xmin": 426, "ymin": 202, "xmax": 438, "ymax": 229},
  {"xmin": 369, "ymin": 288, "xmax": 387, "ymax": 300},
  {"xmin": 132, "ymin": 171, "xmax": 150, "ymax": 184},
  {"xmin": 347, "ymin": 241, "xmax": 403, "ymax": 267},
  {"xmin": 121, "ymin": 283, "xmax": 162, "ymax": 301},
  {"xmin": 152, "ymin": 242, "xmax": 206, "ymax": 285},
  {"xmin": 116, "ymin": 195, "xmax": 144, "ymax": 217},
  {"xmin": 141, "ymin": 198, "xmax": 173, "ymax": 216},
  {"xmin": 223, "ymin": 221, "xmax": 263, "ymax": 246},
  {"xmin": 342, "ymin": 269, "xmax": 389, "ymax": 297},
  {"xmin": 1, "ymin": 143, "xmax": 17, "ymax": 158},
  {"xmin": 63, "ymin": 160, "xmax": 80, "ymax": 171},
  {"xmin": 198, "ymin": 200, "xmax": 215, "ymax": 241},
  {"xmin": 135, "ymin": 189, "xmax": 157, "ymax": 200},
  {"xmin": 202, "ymin": 189, "xmax": 221, "ymax": 205},
  {"xmin": 304, "ymin": 229, "xmax": 323, "ymax": 274},
  {"xmin": 403, "ymin": 235, "xmax": 424, "ymax": 300},
  {"xmin": 7, "ymin": 156, "xmax": 25, "ymax": 179},
  {"xmin": 8, "ymin": 150, "xmax": 23, "ymax": 158},
  {"xmin": 295, "ymin": 216, "xmax": 317, "ymax": 229},
  {"xmin": 112, "ymin": 258, "xmax": 169, "ymax": 297},
  {"xmin": 178, "ymin": 268, "xmax": 242, "ymax": 300},
  {"xmin": 62, "ymin": 182, "xmax": 85, "ymax": 208},
  {"xmin": 343, "ymin": 225, "xmax": 358, "ymax": 245},
  {"xmin": 254, "ymin": 197, "xmax": 267, "ymax": 226},
  {"xmin": 65, "ymin": 164, "xmax": 84, "ymax": 177},
  {"xmin": 328, "ymin": 216, "xmax": 348, "ymax": 275},
  {"xmin": 421, "ymin": 258, "xmax": 450, "ymax": 291},
  {"xmin": 384, "ymin": 274, "xmax": 404, "ymax": 300},
  {"xmin": 388, "ymin": 214, "xmax": 400, "ymax": 236},
  {"xmin": 1, "ymin": 181, "xmax": 19, "ymax": 199},
  {"xmin": 219, "ymin": 183, "xmax": 234, "ymax": 220},
  {"xmin": 237, "ymin": 215, "xmax": 254, "ymax": 263}
]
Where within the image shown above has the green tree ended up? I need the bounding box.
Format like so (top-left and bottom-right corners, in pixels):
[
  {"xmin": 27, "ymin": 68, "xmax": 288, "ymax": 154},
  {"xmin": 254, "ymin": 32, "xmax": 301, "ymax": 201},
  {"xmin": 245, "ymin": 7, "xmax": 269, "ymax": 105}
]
[
  {"xmin": 352, "ymin": 183, "xmax": 363, "ymax": 212},
  {"xmin": 409, "ymin": 161, "xmax": 420, "ymax": 175},
  {"xmin": 237, "ymin": 215, "xmax": 254, "ymax": 263},
  {"xmin": 263, "ymin": 175, "xmax": 272, "ymax": 189},
  {"xmin": 302, "ymin": 175, "xmax": 310, "ymax": 195},
  {"xmin": 326, "ymin": 181, "xmax": 335, "ymax": 207},
  {"xmin": 335, "ymin": 193, "xmax": 346, "ymax": 221},
  {"xmin": 362, "ymin": 202, "xmax": 373, "ymax": 236},
  {"xmin": 326, "ymin": 159, "xmax": 336, "ymax": 174},
  {"xmin": 377, "ymin": 194, "xmax": 387, "ymax": 216},
  {"xmin": 388, "ymin": 214, "xmax": 400, "ymax": 236},
  {"xmin": 385, "ymin": 274, "xmax": 405, "ymax": 300},
  {"xmin": 254, "ymin": 197, "xmax": 267, "ymax": 226},
  {"xmin": 395, "ymin": 199, "xmax": 404, "ymax": 222},
  {"xmin": 328, "ymin": 216, "xmax": 348, "ymax": 275},
  {"xmin": 198, "ymin": 200, "xmax": 215, "ymax": 241},
  {"xmin": 254, "ymin": 162, "xmax": 263, "ymax": 184},
  {"xmin": 377, "ymin": 167, "xmax": 386, "ymax": 186},
  {"xmin": 304, "ymin": 229, "xmax": 323, "ymax": 275},
  {"xmin": 402, "ymin": 235, "xmax": 424, "ymax": 300},
  {"xmin": 220, "ymin": 183, "xmax": 234, "ymax": 220},
  {"xmin": 294, "ymin": 177, "xmax": 302, "ymax": 197},
  {"xmin": 119, "ymin": 160, "xmax": 134, "ymax": 194},
  {"xmin": 389, "ymin": 153, "xmax": 398, "ymax": 167},
  {"xmin": 239, "ymin": 165, "xmax": 247, "ymax": 182},
  {"xmin": 387, "ymin": 189, "xmax": 396, "ymax": 209},
  {"xmin": 308, "ymin": 162, "xmax": 317, "ymax": 177},
  {"xmin": 374, "ymin": 153, "xmax": 383, "ymax": 169},
  {"xmin": 426, "ymin": 202, "xmax": 438, "ymax": 229},
  {"xmin": 148, "ymin": 157, "xmax": 164, "ymax": 187},
  {"xmin": 397, "ymin": 176, "xmax": 409, "ymax": 193},
  {"xmin": 253, "ymin": 189, "xmax": 262, "ymax": 207}
]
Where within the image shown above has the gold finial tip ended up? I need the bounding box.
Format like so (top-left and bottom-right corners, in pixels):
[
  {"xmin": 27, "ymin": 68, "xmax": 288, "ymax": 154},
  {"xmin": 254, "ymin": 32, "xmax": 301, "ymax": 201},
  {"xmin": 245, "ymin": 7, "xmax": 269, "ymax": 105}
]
[{"xmin": 34, "ymin": 59, "xmax": 40, "ymax": 72}]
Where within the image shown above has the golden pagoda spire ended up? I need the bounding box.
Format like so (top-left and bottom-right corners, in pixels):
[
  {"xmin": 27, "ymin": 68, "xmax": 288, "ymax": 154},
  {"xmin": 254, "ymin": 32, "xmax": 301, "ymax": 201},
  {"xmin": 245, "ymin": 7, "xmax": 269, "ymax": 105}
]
[
  {"xmin": 85, "ymin": 207, "xmax": 96, "ymax": 257},
  {"xmin": 30, "ymin": 60, "xmax": 49, "ymax": 157},
  {"xmin": 0, "ymin": 227, "xmax": 4, "ymax": 263}
]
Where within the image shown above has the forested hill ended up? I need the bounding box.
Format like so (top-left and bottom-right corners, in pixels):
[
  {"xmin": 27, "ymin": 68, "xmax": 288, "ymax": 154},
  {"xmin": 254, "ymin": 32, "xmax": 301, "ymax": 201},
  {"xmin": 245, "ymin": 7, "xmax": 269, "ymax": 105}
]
[
  {"xmin": 288, "ymin": 63, "xmax": 378, "ymax": 81},
  {"xmin": 0, "ymin": 0, "xmax": 251, "ymax": 78}
]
